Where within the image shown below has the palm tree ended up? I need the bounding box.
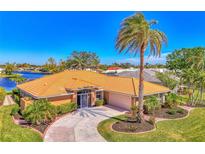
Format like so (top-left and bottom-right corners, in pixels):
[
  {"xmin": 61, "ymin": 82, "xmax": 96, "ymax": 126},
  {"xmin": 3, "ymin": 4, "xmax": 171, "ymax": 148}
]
[{"xmin": 116, "ymin": 13, "xmax": 167, "ymax": 123}]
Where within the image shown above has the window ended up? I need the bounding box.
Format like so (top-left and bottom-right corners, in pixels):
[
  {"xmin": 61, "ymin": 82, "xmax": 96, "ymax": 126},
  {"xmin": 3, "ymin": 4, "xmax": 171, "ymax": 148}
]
[{"xmin": 96, "ymin": 91, "xmax": 102, "ymax": 100}]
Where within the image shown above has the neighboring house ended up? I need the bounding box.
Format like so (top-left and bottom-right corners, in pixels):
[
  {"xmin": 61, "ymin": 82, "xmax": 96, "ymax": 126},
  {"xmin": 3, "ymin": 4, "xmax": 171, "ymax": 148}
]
[
  {"xmin": 17, "ymin": 70, "xmax": 170, "ymax": 110},
  {"xmin": 103, "ymin": 67, "xmax": 136, "ymax": 75},
  {"xmin": 0, "ymin": 68, "xmax": 4, "ymax": 74},
  {"xmin": 117, "ymin": 69, "xmax": 162, "ymax": 84}
]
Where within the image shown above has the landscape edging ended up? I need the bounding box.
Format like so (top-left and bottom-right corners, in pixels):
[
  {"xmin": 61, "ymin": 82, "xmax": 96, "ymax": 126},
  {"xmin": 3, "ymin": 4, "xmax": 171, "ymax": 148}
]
[{"xmin": 109, "ymin": 106, "xmax": 194, "ymax": 135}]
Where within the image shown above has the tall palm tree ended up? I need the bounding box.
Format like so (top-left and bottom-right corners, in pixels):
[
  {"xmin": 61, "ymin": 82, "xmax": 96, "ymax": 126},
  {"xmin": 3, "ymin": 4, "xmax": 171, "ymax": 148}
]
[{"xmin": 116, "ymin": 13, "xmax": 167, "ymax": 123}]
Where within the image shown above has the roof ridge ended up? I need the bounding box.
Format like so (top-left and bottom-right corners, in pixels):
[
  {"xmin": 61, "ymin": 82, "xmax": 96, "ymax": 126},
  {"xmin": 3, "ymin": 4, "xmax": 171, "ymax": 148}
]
[{"xmin": 72, "ymin": 77, "xmax": 101, "ymax": 87}]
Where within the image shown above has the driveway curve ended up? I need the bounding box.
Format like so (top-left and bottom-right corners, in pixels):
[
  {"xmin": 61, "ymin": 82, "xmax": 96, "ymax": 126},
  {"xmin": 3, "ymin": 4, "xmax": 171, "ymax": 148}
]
[{"xmin": 44, "ymin": 105, "xmax": 126, "ymax": 142}]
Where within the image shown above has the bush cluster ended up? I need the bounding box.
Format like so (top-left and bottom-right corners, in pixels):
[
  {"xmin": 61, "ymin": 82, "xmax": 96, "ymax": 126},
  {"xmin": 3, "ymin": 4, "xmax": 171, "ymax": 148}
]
[
  {"xmin": 55, "ymin": 102, "xmax": 77, "ymax": 115},
  {"xmin": 12, "ymin": 88, "xmax": 20, "ymax": 105},
  {"xmin": 10, "ymin": 105, "xmax": 20, "ymax": 116},
  {"xmin": 23, "ymin": 99, "xmax": 57, "ymax": 125},
  {"xmin": 166, "ymin": 108, "xmax": 184, "ymax": 115},
  {"xmin": 144, "ymin": 96, "xmax": 161, "ymax": 114},
  {"xmin": 165, "ymin": 93, "xmax": 181, "ymax": 108},
  {"xmin": 23, "ymin": 99, "xmax": 77, "ymax": 125}
]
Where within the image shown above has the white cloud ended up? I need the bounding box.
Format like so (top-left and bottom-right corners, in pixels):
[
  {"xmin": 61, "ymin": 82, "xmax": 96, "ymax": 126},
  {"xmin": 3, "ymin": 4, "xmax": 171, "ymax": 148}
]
[{"xmin": 117, "ymin": 52, "xmax": 171, "ymax": 65}]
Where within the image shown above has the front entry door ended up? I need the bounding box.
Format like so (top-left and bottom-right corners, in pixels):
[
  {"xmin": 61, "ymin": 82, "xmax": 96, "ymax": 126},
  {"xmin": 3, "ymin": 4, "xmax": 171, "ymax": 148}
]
[{"xmin": 80, "ymin": 94, "xmax": 88, "ymax": 108}]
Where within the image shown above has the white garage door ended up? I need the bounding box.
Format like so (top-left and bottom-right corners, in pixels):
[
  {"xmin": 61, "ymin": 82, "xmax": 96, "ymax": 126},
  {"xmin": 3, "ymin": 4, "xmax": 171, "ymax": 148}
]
[{"xmin": 108, "ymin": 92, "xmax": 131, "ymax": 110}]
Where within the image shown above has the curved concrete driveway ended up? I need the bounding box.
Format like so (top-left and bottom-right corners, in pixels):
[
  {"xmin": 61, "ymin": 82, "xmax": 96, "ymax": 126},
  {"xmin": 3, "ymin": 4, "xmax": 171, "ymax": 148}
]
[{"xmin": 44, "ymin": 105, "xmax": 126, "ymax": 142}]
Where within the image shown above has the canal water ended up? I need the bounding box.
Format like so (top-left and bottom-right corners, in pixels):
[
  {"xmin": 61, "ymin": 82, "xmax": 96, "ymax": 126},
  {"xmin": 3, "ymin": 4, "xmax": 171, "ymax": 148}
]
[{"xmin": 0, "ymin": 71, "xmax": 45, "ymax": 91}]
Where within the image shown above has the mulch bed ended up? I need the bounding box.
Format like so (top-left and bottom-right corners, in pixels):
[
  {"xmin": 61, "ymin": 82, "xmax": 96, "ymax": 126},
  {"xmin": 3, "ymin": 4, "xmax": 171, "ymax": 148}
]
[
  {"xmin": 30, "ymin": 123, "xmax": 50, "ymax": 133},
  {"xmin": 150, "ymin": 107, "xmax": 188, "ymax": 119},
  {"xmin": 13, "ymin": 113, "xmax": 49, "ymax": 133},
  {"xmin": 112, "ymin": 120, "xmax": 154, "ymax": 133}
]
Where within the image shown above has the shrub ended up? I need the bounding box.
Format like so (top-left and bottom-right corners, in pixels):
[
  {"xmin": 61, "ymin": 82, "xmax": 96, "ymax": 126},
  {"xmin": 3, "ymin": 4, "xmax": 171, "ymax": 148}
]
[
  {"xmin": 0, "ymin": 87, "xmax": 6, "ymax": 103},
  {"xmin": 12, "ymin": 88, "xmax": 20, "ymax": 105},
  {"xmin": 95, "ymin": 99, "xmax": 104, "ymax": 106},
  {"xmin": 144, "ymin": 96, "xmax": 161, "ymax": 114},
  {"xmin": 22, "ymin": 99, "xmax": 57, "ymax": 125},
  {"xmin": 165, "ymin": 93, "xmax": 181, "ymax": 108},
  {"xmin": 10, "ymin": 105, "xmax": 20, "ymax": 116},
  {"xmin": 166, "ymin": 109, "xmax": 177, "ymax": 115},
  {"xmin": 177, "ymin": 108, "xmax": 184, "ymax": 114},
  {"xmin": 55, "ymin": 102, "xmax": 77, "ymax": 115}
]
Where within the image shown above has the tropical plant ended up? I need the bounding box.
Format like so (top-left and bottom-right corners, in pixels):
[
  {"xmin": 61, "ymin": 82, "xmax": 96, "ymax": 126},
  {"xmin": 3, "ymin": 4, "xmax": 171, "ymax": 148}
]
[
  {"xmin": 12, "ymin": 88, "xmax": 21, "ymax": 105},
  {"xmin": 55, "ymin": 102, "xmax": 77, "ymax": 115},
  {"xmin": 166, "ymin": 47, "xmax": 205, "ymax": 105},
  {"xmin": 22, "ymin": 99, "xmax": 57, "ymax": 125},
  {"xmin": 67, "ymin": 51, "xmax": 100, "ymax": 70},
  {"xmin": 156, "ymin": 72, "xmax": 178, "ymax": 90},
  {"xmin": 10, "ymin": 105, "xmax": 20, "ymax": 116},
  {"xmin": 0, "ymin": 87, "xmax": 6, "ymax": 104},
  {"xmin": 3, "ymin": 63, "xmax": 16, "ymax": 75},
  {"xmin": 144, "ymin": 96, "xmax": 160, "ymax": 114},
  {"xmin": 43, "ymin": 57, "xmax": 58, "ymax": 73},
  {"xmin": 165, "ymin": 93, "xmax": 181, "ymax": 108},
  {"xmin": 116, "ymin": 13, "xmax": 167, "ymax": 123}
]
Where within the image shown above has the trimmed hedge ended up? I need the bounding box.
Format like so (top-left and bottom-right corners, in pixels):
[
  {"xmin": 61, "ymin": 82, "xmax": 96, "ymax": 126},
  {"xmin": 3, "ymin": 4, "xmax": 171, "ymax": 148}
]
[{"xmin": 55, "ymin": 102, "xmax": 77, "ymax": 115}]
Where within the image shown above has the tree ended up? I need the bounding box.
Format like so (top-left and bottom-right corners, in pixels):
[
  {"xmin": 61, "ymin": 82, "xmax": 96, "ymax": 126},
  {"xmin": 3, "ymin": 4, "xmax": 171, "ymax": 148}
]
[
  {"xmin": 43, "ymin": 57, "xmax": 58, "ymax": 73},
  {"xmin": 4, "ymin": 63, "xmax": 16, "ymax": 75},
  {"xmin": 167, "ymin": 47, "xmax": 205, "ymax": 105},
  {"xmin": 67, "ymin": 51, "xmax": 100, "ymax": 70},
  {"xmin": 116, "ymin": 13, "xmax": 167, "ymax": 123},
  {"xmin": 156, "ymin": 72, "xmax": 178, "ymax": 90}
]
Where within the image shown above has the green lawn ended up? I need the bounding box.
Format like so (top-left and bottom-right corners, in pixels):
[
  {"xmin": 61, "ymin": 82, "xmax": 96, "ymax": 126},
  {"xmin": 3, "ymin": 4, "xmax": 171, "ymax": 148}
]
[
  {"xmin": 97, "ymin": 108, "xmax": 205, "ymax": 142},
  {"xmin": 0, "ymin": 105, "xmax": 43, "ymax": 142}
]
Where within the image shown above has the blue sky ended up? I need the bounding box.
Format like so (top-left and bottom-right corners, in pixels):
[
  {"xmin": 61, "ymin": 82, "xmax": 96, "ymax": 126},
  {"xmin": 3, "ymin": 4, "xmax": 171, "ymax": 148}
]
[{"xmin": 0, "ymin": 11, "xmax": 205, "ymax": 65}]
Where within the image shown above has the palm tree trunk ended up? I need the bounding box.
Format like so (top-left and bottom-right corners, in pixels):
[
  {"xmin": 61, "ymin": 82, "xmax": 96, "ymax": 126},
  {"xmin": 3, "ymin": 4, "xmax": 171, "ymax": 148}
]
[{"xmin": 138, "ymin": 43, "xmax": 146, "ymax": 123}]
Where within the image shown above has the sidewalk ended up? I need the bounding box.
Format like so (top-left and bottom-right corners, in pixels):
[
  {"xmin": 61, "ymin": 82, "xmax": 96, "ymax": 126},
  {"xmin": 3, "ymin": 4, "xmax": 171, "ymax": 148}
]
[{"xmin": 3, "ymin": 95, "xmax": 16, "ymax": 106}]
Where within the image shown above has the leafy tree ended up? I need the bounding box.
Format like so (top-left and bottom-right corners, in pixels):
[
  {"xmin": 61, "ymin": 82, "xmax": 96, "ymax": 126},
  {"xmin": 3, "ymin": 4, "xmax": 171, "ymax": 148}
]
[
  {"xmin": 23, "ymin": 99, "xmax": 56, "ymax": 125},
  {"xmin": 156, "ymin": 72, "xmax": 178, "ymax": 90},
  {"xmin": 4, "ymin": 63, "xmax": 16, "ymax": 75},
  {"xmin": 116, "ymin": 13, "xmax": 167, "ymax": 123},
  {"xmin": 67, "ymin": 51, "xmax": 100, "ymax": 70},
  {"xmin": 43, "ymin": 57, "xmax": 58, "ymax": 73},
  {"xmin": 167, "ymin": 47, "xmax": 205, "ymax": 105}
]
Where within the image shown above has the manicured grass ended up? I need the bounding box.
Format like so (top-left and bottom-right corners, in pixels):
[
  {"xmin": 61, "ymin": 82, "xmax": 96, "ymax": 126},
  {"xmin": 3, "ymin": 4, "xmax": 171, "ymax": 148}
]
[
  {"xmin": 97, "ymin": 108, "xmax": 205, "ymax": 141},
  {"xmin": 0, "ymin": 105, "xmax": 43, "ymax": 142}
]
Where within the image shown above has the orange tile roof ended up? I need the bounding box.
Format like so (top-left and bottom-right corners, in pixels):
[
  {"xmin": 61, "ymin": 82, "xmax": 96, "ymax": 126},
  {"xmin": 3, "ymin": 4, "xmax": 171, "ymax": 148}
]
[{"xmin": 17, "ymin": 70, "xmax": 170, "ymax": 98}]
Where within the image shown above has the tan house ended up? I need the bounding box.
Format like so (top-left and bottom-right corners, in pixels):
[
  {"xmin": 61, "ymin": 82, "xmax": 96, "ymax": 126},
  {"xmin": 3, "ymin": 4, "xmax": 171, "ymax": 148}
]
[{"xmin": 17, "ymin": 70, "xmax": 170, "ymax": 110}]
